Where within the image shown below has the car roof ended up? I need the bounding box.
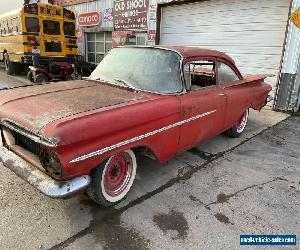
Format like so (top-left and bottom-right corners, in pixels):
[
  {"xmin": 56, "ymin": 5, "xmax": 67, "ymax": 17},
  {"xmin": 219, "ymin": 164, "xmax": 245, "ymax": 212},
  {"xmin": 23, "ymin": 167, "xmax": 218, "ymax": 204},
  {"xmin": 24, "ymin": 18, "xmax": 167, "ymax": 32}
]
[
  {"xmin": 157, "ymin": 46, "xmax": 235, "ymax": 65},
  {"xmin": 118, "ymin": 45, "xmax": 236, "ymax": 68},
  {"xmin": 120, "ymin": 45, "xmax": 235, "ymax": 65}
]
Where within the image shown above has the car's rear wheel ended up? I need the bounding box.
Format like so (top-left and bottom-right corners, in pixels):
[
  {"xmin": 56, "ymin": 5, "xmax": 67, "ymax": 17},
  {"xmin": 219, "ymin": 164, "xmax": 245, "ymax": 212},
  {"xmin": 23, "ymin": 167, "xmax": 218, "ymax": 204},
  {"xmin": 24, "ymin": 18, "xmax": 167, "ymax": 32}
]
[
  {"xmin": 225, "ymin": 109, "xmax": 249, "ymax": 138},
  {"xmin": 35, "ymin": 73, "xmax": 48, "ymax": 83},
  {"xmin": 87, "ymin": 149, "xmax": 137, "ymax": 207}
]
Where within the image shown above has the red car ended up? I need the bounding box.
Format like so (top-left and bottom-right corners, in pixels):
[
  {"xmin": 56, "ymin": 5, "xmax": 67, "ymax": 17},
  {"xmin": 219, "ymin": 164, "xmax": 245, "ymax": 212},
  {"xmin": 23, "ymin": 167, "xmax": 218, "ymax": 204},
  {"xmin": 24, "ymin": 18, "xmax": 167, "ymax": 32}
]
[{"xmin": 0, "ymin": 46, "xmax": 272, "ymax": 206}]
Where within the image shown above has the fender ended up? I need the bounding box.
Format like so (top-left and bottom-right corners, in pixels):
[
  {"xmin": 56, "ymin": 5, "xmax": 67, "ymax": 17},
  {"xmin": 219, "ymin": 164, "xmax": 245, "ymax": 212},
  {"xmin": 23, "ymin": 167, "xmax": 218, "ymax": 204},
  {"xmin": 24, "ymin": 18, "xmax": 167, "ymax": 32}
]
[{"xmin": 243, "ymin": 74, "xmax": 274, "ymax": 82}]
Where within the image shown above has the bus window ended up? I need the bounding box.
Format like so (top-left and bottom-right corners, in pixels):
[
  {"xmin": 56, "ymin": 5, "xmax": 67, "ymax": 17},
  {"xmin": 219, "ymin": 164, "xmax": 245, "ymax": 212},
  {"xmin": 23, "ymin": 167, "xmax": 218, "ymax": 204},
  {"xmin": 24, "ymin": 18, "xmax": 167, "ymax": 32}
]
[
  {"xmin": 43, "ymin": 20, "xmax": 60, "ymax": 35},
  {"xmin": 25, "ymin": 17, "xmax": 39, "ymax": 32},
  {"xmin": 63, "ymin": 22, "xmax": 75, "ymax": 37}
]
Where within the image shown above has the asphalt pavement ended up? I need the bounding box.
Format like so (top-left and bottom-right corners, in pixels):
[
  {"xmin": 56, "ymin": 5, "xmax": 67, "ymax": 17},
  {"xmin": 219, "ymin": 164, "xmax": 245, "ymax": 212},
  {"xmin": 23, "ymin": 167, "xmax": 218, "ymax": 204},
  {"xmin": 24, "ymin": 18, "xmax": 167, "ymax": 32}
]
[{"xmin": 0, "ymin": 68, "xmax": 298, "ymax": 250}]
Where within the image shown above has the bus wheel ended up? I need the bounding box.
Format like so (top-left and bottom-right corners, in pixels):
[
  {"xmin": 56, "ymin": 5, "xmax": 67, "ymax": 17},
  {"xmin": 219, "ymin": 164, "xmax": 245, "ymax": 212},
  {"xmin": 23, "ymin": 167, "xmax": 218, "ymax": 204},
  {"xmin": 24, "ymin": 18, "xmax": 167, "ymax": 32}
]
[
  {"xmin": 35, "ymin": 73, "xmax": 48, "ymax": 83},
  {"xmin": 4, "ymin": 54, "xmax": 14, "ymax": 75},
  {"xmin": 27, "ymin": 70, "xmax": 34, "ymax": 82}
]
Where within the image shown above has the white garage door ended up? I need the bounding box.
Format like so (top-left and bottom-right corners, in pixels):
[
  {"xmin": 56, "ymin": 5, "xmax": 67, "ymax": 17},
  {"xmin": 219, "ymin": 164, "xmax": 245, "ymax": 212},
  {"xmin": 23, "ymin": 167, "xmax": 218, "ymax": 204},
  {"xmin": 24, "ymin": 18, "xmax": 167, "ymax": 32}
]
[{"xmin": 160, "ymin": 0, "xmax": 290, "ymax": 87}]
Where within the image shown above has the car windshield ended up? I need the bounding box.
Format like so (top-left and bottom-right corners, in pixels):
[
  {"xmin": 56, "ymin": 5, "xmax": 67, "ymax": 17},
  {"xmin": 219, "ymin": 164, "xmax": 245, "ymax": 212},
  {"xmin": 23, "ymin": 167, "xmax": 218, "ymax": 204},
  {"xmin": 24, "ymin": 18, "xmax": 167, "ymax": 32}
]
[{"xmin": 90, "ymin": 47, "xmax": 183, "ymax": 94}]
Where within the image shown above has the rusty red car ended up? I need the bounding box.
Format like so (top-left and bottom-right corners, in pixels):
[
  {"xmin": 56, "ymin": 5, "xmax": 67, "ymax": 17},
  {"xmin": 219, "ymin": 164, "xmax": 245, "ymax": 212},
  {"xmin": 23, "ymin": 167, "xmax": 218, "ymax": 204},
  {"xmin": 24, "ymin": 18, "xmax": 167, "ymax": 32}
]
[{"xmin": 0, "ymin": 46, "xmax": 272, "ymax": 206}]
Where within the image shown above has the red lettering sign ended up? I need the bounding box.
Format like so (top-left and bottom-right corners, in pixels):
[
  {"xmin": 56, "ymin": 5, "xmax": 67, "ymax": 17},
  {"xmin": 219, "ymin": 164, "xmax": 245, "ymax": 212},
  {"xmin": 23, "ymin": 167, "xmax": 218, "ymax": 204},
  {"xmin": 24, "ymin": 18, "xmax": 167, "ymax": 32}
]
[
  {"xmin": 113, "ymin": 0, "xmax": 149, "ymax": 31},
  {"xmin": 78, "ymin": 12, "xmax": 101, "ymax": 27}
]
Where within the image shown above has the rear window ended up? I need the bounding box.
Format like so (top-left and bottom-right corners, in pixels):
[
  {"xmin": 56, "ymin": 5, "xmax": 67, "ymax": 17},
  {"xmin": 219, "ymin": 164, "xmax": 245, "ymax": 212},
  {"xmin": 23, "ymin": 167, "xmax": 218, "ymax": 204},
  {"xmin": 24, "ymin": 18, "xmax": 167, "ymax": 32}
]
[
  {"xmin": 45, "ymin": 42, "xmax": 62, "ymax": 52},
  {"xmin": 217, "ymin": 63, "xmax": 240, "ymax": 84},
  {"xmin": 63, "ymin": 22, "xmax": 75, "ymax": 36},
  {"xmin": 43, "ymin": 20, "xmax": 60, "ymax": 35},
  {"xmin": 25, "ymin": 17, "xmax": 39, "ymax": 33}
]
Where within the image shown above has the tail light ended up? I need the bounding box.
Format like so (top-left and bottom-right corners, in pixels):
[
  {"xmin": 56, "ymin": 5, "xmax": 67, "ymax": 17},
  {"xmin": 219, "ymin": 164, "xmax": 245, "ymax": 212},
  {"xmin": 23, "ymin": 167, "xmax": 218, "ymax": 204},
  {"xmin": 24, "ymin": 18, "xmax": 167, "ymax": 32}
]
[
  {"xmin": 69, "ymin": 39, "xmax": 77, "ymax": 44},
  {"xmin": 27, "ymin": 36, "xmax": 39, "ymax": 42}
]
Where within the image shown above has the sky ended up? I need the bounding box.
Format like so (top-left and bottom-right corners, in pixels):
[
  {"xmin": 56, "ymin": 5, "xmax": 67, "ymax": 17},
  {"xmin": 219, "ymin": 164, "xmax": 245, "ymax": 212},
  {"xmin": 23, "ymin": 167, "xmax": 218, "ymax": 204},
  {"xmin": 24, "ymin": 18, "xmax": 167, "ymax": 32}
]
[{"xmin": 0, "ymin": 0, "xmax": 28, "ymax": 15}]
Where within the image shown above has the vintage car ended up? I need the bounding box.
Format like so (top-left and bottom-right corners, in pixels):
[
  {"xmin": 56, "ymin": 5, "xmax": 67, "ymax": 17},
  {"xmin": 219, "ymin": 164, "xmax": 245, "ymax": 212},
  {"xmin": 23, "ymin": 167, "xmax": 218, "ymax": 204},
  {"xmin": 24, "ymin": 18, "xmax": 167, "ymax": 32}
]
[{"xmin": 0, "ymin": 46, "xmax": 272, "ymax": 206}]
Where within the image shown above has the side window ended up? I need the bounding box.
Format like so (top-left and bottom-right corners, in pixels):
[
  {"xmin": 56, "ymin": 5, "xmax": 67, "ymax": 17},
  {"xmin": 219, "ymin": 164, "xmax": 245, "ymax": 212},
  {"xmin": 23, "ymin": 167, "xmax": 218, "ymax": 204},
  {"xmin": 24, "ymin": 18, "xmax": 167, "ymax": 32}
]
[
  {"xmin": 184, "ymin": 60, "xmax": 216, "ymax": 90},
  {"xmin": 217, "ymin": 63, "xmax": 240, "ymax": 84}
]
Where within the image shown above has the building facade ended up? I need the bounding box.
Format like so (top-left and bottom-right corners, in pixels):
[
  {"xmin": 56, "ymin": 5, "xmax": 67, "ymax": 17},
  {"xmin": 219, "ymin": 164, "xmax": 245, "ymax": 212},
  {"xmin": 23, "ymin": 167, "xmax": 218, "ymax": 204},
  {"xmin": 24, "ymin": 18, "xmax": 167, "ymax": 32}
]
[{"xmin": 53, "ymin": 0, "xmax": 300, "ymax": 111}]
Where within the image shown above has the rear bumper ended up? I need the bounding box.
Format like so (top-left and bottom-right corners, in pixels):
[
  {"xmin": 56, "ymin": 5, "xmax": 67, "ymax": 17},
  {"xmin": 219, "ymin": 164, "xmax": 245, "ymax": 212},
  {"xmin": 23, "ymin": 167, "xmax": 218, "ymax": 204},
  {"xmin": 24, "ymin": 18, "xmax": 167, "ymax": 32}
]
[{"xmin": 0, "ymin": 147, "xmax": 91, "ymax": 198}]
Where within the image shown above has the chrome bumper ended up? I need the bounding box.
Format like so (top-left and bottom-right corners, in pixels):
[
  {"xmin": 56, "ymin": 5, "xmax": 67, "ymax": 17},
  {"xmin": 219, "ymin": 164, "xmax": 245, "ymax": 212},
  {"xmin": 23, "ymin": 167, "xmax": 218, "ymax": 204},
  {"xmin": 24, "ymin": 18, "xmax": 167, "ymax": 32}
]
[{"xmin": 0, "ymin": 147, "xmax": 91, "ymax": 198}]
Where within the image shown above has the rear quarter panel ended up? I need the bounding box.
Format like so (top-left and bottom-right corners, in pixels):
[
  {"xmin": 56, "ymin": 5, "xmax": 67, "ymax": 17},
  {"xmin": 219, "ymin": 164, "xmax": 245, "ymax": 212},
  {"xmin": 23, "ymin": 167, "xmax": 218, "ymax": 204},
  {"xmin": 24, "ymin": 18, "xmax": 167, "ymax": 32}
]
[{"xmin": 223, "ymin": 78, "xmax": 272, "ymax": 129}]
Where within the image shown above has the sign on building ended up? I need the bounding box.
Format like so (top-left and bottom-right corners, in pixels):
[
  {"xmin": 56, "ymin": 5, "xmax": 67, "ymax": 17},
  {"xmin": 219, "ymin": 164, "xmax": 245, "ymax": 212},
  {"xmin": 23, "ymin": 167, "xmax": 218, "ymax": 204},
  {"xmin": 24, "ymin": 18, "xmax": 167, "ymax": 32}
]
[
  {"xmin": 113, "ymin": 0, "xmax": 149, "ymax": 30},
  {"xmin": 78, "ymin": 11, "xmax": 101, "ymax": 27},
  {"xmin": 290, "ymin": 7, "xmax": 300, "ymax": 29},
  {"xmin": 54, "ymin": 0, "xmax": 94, "ymax": 6}
]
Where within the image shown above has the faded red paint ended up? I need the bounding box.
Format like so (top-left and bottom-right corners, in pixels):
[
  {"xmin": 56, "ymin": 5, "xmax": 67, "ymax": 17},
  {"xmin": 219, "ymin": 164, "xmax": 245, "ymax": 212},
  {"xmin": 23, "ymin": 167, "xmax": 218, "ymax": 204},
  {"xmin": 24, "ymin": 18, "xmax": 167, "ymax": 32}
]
[{"xmin": 0, "ymin": 46, "xmax": 272, "ymax": 181}]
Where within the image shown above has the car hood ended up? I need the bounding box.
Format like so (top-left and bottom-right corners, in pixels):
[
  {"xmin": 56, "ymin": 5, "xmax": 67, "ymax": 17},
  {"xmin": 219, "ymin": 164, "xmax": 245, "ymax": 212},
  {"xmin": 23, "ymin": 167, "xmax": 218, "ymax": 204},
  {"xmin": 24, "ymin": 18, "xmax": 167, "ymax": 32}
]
[{"xmin": 0, "ymin": 80, "xmax": 148, "ymax": 134}]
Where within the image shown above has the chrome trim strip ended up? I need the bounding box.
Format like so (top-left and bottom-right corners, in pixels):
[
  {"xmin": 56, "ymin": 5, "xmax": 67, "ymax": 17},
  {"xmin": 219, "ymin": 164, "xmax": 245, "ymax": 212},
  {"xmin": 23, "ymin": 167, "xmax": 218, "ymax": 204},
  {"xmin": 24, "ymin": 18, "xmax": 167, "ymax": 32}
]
[
  {"xmin": 70, "ymin": 110, "xmax": 216, "ymax": 163},
  {"xmin": 1, "ymin": 119, "xmax": 57, "ymax": 147}
]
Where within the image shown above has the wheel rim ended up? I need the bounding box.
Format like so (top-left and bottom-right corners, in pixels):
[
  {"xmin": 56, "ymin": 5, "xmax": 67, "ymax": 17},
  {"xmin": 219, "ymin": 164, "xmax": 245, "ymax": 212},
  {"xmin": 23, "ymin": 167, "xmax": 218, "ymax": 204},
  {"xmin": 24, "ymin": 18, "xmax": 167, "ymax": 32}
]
[
  {"xmin": 102, "ymin": 152, "xmax": 134, "ymax": 200},
  {"xmin": 236, "ymin": 110, "xmax": 249, "ymax": 133}
]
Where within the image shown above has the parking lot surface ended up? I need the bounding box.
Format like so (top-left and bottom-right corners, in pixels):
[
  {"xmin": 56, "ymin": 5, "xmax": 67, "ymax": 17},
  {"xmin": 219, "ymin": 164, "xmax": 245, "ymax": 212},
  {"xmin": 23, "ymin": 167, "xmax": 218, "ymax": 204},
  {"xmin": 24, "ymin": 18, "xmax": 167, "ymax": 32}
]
[{"xmin": 0, "ymin": 69, "xmax": 298, "ymax": 250}]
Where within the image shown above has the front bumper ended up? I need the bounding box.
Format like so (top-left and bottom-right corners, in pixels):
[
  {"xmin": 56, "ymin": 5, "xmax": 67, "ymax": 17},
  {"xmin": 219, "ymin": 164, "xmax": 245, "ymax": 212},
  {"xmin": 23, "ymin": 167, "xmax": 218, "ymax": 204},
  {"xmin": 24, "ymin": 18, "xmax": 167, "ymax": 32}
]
[{"xmin": 0, "ymin": 147, "xmax": 91, "ymax": 198}]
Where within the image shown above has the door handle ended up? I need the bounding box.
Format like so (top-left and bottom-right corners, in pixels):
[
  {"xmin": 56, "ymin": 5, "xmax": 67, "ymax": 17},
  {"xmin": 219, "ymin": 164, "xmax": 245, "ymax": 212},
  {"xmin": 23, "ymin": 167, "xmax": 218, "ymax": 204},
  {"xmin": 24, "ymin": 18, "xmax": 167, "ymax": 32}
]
[{"xmin": 219, "ymin": 93, "xmax": 227, "ymax": 97}]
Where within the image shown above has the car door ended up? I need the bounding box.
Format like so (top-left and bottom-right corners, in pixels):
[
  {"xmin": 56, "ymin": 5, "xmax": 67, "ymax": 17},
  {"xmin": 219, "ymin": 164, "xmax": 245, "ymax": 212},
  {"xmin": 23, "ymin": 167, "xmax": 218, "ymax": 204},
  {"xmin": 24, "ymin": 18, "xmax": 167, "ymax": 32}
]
[
  {"xmin": 216, "ymin": 61, "xmax": 245, "ymax": 130},
  {"xmin": 177, "ymin": 58, "xmax": 227, "ymax": 151}
]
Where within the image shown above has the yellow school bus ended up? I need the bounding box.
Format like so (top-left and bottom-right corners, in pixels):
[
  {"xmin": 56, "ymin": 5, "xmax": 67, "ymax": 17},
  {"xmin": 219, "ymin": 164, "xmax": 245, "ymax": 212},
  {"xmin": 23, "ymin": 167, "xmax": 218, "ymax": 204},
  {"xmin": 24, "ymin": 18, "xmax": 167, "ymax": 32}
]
[{"xmin": 0, "ymin": 2, "xmax": 77, "ymax": 75}]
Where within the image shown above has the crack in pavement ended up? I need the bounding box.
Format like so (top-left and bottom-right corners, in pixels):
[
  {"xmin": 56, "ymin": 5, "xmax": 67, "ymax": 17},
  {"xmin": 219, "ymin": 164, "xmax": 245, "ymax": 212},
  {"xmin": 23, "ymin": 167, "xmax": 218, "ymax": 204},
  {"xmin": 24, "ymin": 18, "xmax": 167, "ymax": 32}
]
[
  {"xmin": 48, "ymin": 117, "xmax": 289, "ymax": 250},
  {"xmin": 188, "ymin": 176, "xmax": 288, "ymax": 207},
  {"xmin": 206, "ymin": 176, "xmax": 288, "ymax": 207},
  {"xmin": 188, "ymin": 177, "xmax": 287, "ymax": 228}
]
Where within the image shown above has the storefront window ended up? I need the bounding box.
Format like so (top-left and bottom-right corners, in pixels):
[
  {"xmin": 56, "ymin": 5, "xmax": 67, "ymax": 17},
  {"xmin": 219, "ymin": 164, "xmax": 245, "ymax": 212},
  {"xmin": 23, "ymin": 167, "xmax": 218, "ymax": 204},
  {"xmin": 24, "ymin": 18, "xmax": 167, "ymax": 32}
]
[
  {"xmin": 128, "ymin": 32, "xmax": 147, "ymax": 45},
  {"xmin": 86, "ymin": 31, "xmax": 112, "ymax": 64}
]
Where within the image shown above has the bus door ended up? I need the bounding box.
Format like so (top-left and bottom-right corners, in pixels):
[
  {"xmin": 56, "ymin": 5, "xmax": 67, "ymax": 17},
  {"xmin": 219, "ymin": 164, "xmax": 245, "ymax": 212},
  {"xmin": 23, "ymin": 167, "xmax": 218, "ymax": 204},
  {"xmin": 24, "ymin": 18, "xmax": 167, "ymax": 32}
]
[{"xmin": 40, "ymin": 18, "xmax": 64, "ymax": 57}]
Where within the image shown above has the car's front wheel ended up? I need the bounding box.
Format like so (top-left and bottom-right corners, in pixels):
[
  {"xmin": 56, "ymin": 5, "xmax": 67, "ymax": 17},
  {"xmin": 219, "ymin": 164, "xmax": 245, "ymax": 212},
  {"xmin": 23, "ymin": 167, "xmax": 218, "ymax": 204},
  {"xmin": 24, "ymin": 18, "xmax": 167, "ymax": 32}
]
[
  {"xmin": 27, "ymin": 70, "xmax": 34, "ymax": 82},
  {"xmin": 87, "ymin": 149, "xmax": 137, "ymax": 207},
  {"xmin": 225, "ymin": 109, "xmax": 249, "ymax": 138}
]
